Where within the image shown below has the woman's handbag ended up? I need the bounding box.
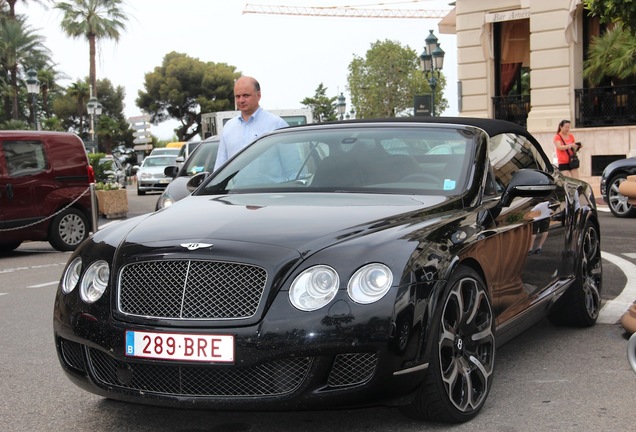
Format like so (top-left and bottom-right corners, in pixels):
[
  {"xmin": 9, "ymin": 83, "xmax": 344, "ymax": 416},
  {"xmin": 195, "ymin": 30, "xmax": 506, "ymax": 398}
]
[{"xmin": 568, "ymin": 152, "xmax": 580, "ymax": 169}]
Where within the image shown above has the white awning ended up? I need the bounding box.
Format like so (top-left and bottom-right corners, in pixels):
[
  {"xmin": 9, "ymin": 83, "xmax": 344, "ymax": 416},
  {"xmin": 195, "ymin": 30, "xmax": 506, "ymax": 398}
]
[{"xmin": 565, "ymin": 0, "xmax": 582, "ymax": 43}]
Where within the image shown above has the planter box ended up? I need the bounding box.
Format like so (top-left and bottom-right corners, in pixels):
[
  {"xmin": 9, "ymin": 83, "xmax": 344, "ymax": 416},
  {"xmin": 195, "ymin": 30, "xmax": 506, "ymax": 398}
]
[{"xmin": 96, "ymin": 189, "xmax": 128, "ymax": 219}]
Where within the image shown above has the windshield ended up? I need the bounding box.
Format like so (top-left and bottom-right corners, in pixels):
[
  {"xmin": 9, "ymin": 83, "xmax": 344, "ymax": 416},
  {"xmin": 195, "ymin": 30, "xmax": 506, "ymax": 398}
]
[
  {"xmin": 197, "ymin": 126, "xmax": 475, "ymax": 196},
  {"xmin": 183, "ymin": 140, "xmax": 220, "ymax": 176},
  {"xmin": 143, "ymin": 156, "xmax": 177, "ymax": 167}
]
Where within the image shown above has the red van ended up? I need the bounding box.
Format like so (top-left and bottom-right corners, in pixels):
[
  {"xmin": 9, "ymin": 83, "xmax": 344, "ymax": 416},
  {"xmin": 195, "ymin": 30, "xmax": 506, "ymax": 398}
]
[{"xmin": 0, "ymin": 131, "xmax": 94, "ymax": 252}]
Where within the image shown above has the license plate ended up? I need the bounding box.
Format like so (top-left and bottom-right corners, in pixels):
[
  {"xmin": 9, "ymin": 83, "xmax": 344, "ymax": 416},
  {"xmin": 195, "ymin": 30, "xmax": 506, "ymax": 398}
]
[
  {"xmin": 159, "ymin": 178, "xmax": 171, "ymax": 184},
  {"xmin": 125, "ymin": 330, "xmax": 234, "ymax": 363}
]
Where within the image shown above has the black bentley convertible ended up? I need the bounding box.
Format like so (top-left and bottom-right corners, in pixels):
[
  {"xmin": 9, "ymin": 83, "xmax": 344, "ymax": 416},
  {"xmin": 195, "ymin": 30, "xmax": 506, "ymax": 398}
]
[{"xmin": 54, "ymin": 118, "xmax": 602, "ymax": 423}]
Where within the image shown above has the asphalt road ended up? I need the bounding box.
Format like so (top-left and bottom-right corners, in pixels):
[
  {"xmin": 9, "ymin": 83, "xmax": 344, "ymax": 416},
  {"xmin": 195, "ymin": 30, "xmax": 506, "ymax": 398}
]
[{"xmin": 1, "ymin": 188, "xmax": 635, "ymax": 431}]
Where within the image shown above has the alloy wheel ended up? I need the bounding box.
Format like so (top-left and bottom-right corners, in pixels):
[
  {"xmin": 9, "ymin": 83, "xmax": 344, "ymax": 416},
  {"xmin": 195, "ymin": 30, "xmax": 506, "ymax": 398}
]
[
  {"xmin": 438, "ymin": 276, "xmax": 495, "ymax": 413},
  {"xmin": 581, "ymin": 224, "xmax": 601, "ymax": 319},
  {"xmin": 609, "ymin": 176, "xmax": 636, "ymax": 217},
  {"xmin": 59, "ymin": 213, "xmax": 87, "ymax": 246}
]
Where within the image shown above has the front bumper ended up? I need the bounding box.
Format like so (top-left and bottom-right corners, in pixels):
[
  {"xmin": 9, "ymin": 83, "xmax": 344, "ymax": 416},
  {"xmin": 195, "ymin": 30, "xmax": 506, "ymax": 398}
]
[
  {"xmin": 137, "ymin": 179, "xmax": 171, "ymax": 191},
  {"xmin": 53, "ymin": 289, "xmax": 427, "ymax": 410}
]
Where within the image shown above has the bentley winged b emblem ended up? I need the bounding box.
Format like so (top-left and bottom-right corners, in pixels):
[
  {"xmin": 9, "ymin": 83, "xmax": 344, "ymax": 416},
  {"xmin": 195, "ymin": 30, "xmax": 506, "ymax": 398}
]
[{"xmin": 180, "ymin": 242, "xmax": 213, "ymax": 251}]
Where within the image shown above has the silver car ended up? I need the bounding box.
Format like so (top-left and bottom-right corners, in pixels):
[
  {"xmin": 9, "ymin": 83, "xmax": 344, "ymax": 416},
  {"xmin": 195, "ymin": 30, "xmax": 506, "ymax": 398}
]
[
  {"xmin": 156, "ymin": 136, "xmax": 219, "ymax": 209},
  {"xmin": 134, "ymin": 155, "xmax": 178, "ymax": 195}
]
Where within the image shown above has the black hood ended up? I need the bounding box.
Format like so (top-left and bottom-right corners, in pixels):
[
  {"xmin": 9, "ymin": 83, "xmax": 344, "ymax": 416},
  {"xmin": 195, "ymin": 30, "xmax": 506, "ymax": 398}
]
[{"xmin": 121, "ymin": 193, "xmax": 448, "ymax": 252}]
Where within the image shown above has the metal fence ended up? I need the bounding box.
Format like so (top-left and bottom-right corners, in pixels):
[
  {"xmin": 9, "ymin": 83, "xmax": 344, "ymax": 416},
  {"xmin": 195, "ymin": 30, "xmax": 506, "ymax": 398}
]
[
  {"xmin": 492, "ymin": 95, "xmax": 530, "ymax": 127},
  {"xmin": 575, "ymin": 85, "xmax": 636, "ymax": 128}
]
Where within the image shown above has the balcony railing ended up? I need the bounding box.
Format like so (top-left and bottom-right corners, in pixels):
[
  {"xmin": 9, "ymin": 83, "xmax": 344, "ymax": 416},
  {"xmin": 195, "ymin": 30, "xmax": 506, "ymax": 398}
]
[
  {"xmin": 492, "ymin": 95, "xmax": 530, "ymax": 127},
  {"xmin": 575, "ymin": 85, "xmax": 636, "ymax": 127}
]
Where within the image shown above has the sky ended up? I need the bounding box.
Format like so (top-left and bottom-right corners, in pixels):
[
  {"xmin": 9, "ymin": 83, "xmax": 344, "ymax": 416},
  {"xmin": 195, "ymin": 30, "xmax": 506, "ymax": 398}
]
[{"xmin": 24, "ymin": 0, "xmax": 458, "ymax": 140}]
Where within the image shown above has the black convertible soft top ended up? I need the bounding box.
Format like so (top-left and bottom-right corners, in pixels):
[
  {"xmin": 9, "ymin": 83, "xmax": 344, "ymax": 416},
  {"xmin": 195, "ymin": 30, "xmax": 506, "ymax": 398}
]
[{"xmin": 306, "ymin": 116, "xmax": 539, "ymax": 144}]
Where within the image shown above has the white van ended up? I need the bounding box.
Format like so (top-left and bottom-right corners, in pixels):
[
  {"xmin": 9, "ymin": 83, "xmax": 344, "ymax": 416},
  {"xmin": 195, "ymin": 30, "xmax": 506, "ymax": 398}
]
[{"xmin": 201, "ymin": 108, "xmax": 313, "ymax": 138}]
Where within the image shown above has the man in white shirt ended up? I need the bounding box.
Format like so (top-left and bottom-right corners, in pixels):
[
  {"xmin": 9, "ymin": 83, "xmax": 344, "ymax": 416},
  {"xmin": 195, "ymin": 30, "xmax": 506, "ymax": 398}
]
[{"xmin": 214, "ymin": 76, "xmax": 288, "ymax": 171}]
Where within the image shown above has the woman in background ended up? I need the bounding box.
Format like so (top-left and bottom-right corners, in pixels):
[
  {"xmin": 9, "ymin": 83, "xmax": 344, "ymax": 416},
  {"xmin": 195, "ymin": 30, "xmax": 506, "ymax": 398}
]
[{"xmin": 554, "ymin": 119, "xmax": 580, "ymax": 178}]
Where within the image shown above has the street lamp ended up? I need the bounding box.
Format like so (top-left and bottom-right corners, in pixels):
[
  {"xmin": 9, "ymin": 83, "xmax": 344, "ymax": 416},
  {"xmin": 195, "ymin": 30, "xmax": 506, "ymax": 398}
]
[
  {"xmin": 86, "ymin": 95, "xmax": 103, "ymax": 151},
  {"xmin": 419, "ymin": 30, "xmax": 445, "ymax": 116},
  {"xmin": 337, "ymin": 92, "xmax": 346, "ymax": 120},
  {"xmin": 25, "ymin": 68, "xmax": 40, "ymax": 130}
]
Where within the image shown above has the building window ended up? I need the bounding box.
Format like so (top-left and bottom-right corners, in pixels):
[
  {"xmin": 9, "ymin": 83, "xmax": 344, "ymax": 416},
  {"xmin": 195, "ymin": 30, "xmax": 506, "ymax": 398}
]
[
  {"xmin": 495, "ymin": 19, "xmax": 530, "ymax": 98},
  {"xmin": 493, "ymin": 19, "xmax": 530, "ymax": 126}
]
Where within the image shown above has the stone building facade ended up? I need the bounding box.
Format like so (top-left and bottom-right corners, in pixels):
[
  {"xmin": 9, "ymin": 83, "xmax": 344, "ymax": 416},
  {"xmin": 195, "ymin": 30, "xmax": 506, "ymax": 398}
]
[{"xmin": 440, "ymin": 0, "xmax": 636, "ymax": 194}]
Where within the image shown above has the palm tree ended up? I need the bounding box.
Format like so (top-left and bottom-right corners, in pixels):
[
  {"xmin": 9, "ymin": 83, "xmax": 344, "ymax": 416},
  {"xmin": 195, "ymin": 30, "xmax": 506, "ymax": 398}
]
[
  {"xmin": 4, "ymin": 1, "xmax": 49, "ymax": 19},
  {"xmin": 37, "ymin": 67, "xmax": 61, "ymax": 118},
  {"xmin": 67, "ymin": 79, "xmax": 90, "ymax": 133},
  {"xmin": 0, "ymin": 14, "xmax": 50, "ymax": 120},
  {"xmin": 583, "ymin": 23, "xmax": 636, "ymax": 86},
  {"xmin": 55, "ymin": 0, "xmax": 128, "ymax": 96}
]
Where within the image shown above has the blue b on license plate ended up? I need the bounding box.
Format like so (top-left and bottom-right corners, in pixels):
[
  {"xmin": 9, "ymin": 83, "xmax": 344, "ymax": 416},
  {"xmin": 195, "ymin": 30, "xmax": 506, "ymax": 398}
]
[{"xmin": 125, "ymin": 330, "xmax": 234, "ymax": 363}]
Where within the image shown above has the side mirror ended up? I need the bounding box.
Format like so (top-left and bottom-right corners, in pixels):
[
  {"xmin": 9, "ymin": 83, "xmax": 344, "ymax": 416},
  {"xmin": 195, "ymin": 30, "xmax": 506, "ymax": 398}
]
[
  {"xmin": 186, "ymin": 172, "xmax": 209, "ymax": 192},
  {"xmin": 132, "ymin": 165, "xmax": 140, "ymax": 173},
  {"xmin": 164, "ymin": 165, "xmax": 179, "ymax": 178},
  {"xmin": 500, "ymin": 169, "xmax": 557, "ymax": 207}
]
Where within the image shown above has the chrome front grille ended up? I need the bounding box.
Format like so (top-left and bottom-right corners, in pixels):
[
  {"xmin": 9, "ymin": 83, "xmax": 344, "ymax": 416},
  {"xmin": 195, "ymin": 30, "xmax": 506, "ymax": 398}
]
[{"xmin": 118, "ymin": 260, "xmax": 267, "ymax": 319}]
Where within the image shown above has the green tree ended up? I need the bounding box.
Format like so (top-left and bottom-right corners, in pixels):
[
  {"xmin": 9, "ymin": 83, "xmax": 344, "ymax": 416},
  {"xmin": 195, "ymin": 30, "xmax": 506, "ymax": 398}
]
[
  {"xmin": 55, "ymin": 0, "xmax": 128, "ymax": 96},
  {"xmin": 300, "ymin": 83, "xmax": 337, "ymax": 122},
  {"xmin": 0, "ymin": 118, "xmax": 30, "ymax": 130},
  {"xmin": 583, "ymin": 0, "xmax": 636, "ymax": 34},
  {"xmin": 51, "ymin": 77, "xmax": 132, "ymax": 152},
  {"xmin": 64, "ymin": 79, "xmax": 90, "ymax": 131},
  {"xmin": 4, "ymin": 0, "xmax": 49, "ymax": 19},
  {"xmin": 0, "ymin": 13, "xmax": 50, "ymax": 121},
  {"xmin": 37, "ymin": 66, "xmax": 64, "ymax": 119},
  {"xmin": 583, "ymin": 23, "xmax": 636, "ymax": 86},
  {"xmin": 347, "ymin": 39, "xmax": 446, "ymax": 119},
  {"xmin": 93, "ymin": 78, "xmax": 133, "ymax": 153},
  {"xmin": 137, "ymin": 51, "xmax": 240, "ymax": 141}
]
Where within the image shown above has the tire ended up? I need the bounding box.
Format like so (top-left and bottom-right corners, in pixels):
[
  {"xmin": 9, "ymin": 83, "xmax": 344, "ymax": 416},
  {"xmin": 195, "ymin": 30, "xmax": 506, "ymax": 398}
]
[
  {"xmin": 401, "ymin": 266, "xmax": 495, "ymax": 423},
  {"xmin": 607, "ymin": 174, "xmax": 636, "ymax": 218},
  {"xmin": 548, "ymin": 221, "xmax": 602, "ymax": 327},
  {"xmin": 137, "ymin": 186, "xmax": 146, "ymax": 196},
  {"xmin": 48, "ymin": 208, "xmax": 89, "ymax": 252}
]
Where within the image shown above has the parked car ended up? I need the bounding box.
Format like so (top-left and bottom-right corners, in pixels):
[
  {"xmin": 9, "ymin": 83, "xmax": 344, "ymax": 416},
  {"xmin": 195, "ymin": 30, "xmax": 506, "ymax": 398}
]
[
  {"xmin": 156, "ymin": 135, "xmax": 219, "ymax": 210},
  {"xmin": 133, "ymin": 155, "xmax": 178, "ymax": 195},
  {"xmin": 176, "ymin": 140, "xmax": 201, "ymax": 165},
  {"xmin": 0, "ymin": 131, "xmax": 93, "ymax": 252},
  {"xmin": 149, "ymin": 148, "xmax": 180, "ymax": 157},
  {"xmin": 97, "ymin": 155, "xmax": 126, "ymax": 189},
  {"xmin": 54, "ymin": 118, "xmax": 602, "ymax": 424},
  {"xmin": 600, "ymin": 156, "xmax": 636, "ymax": 217}
]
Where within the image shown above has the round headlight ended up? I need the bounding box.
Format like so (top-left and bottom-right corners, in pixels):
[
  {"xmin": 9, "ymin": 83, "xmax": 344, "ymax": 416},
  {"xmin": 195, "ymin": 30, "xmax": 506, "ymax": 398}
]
[
  {"xmin": 348, "ymin": 263, "xmax": 393, "ymax": 304},
  {"xmin": 80, "ymin": 260, "xmax": 110, "ymax": 303},
  {"xmin": 159, "ymin": 196, "xmax": 174, "ymax": 208},
  {"xmin": 289, "ymin": 265, "xmax": 339, "ymax": 311},
  {"xmin": 61, "ymin": 257, "xmax": 82, "ymax": 294}
]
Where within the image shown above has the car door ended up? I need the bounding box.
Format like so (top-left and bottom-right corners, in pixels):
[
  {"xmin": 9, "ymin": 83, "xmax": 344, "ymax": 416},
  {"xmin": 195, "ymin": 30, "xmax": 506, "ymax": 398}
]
[
  {"xmin": 487, "ymin": 132, "xmax": 566, "ymax": 325},
  {"xmin": 0, "ymin": 138, "xmax": 52, "ymax": 228}
]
